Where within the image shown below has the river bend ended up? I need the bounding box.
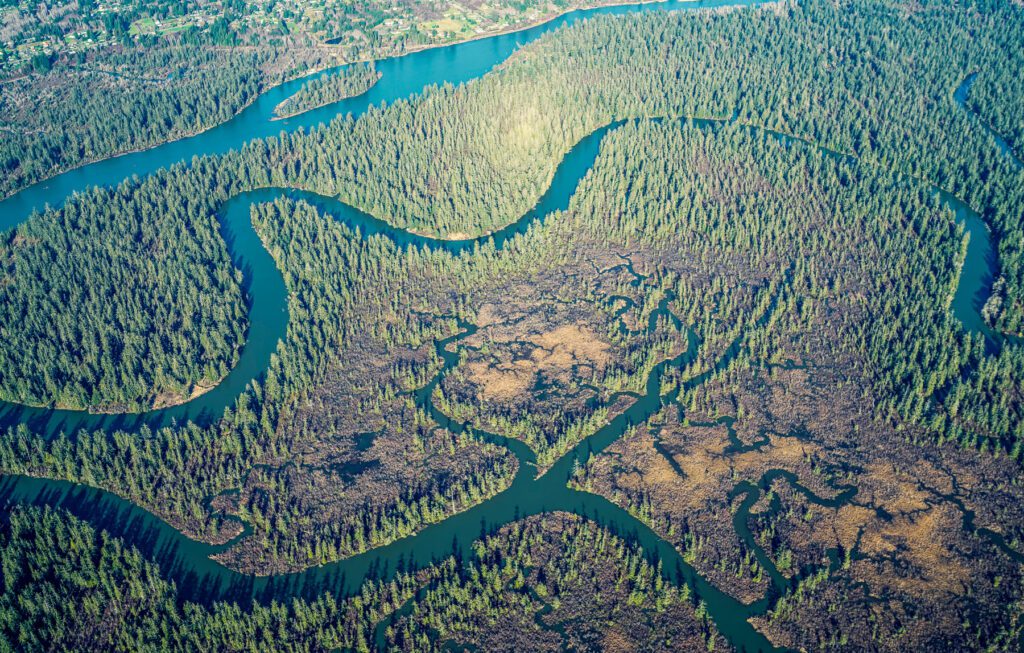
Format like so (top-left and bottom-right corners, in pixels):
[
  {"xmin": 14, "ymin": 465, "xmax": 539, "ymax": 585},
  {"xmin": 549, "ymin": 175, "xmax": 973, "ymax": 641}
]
[{"xmin": 0, "ymin": 4, "xmax": 1020, "ymax": 652}]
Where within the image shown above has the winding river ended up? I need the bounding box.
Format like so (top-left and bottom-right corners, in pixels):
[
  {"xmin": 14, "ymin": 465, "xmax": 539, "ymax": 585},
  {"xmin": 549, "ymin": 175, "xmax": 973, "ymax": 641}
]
[{"xmin": 0, "ymin": 2, "xmax": 1020, "ymax": 651}]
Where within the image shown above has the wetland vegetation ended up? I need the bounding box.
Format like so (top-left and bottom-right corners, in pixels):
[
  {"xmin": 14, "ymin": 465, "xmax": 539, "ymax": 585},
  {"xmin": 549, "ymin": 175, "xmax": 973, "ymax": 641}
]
[{"xmin": 1, "ymin": 0, "xmax": 1024, "ymax": 650}]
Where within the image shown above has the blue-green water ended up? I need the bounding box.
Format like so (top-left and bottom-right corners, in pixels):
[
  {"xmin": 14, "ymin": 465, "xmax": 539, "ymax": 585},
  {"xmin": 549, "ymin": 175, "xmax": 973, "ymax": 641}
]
[
  {"xmin": 0, "ymin": 119, "xmax": 616, "ymax": 436},
  {"xmin": 0, "ymin": 115, "xmax": 792, "ymax": 651},
  {"xmin": 950, "ymin": 74, "xmax": 1023, "ymax": 352},
  {"xmin": 0, "ymin": 0, "xmax": 760, "ymax": 232},
  {"xmin": 0, "ymin": 3, "xmax": 1020, "ymax": 651}
]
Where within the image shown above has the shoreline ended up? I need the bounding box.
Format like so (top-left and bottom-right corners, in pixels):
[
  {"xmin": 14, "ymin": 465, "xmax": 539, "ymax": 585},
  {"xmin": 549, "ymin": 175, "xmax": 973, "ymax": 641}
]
[
  {"xmin": 0, "ymin": 58, "xmax": 347, "ymax": 205},
  {"xmin": 11, "ymin": 373, "xmax": 228, "ymax": 415},
  {"xmin": 270, "ymin": 70, "xmax": 382, "ymax": 121},
  {"xmin": 0, "ymin": 0, "xmax": 692, "ymax": 204}
]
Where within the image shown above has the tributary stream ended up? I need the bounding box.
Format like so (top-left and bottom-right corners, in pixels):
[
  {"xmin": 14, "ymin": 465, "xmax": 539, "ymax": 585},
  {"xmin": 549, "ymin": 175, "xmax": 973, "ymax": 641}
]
[{"xmin": 0, "ymin": 3, "xmax": 1019, "ymax": 651}]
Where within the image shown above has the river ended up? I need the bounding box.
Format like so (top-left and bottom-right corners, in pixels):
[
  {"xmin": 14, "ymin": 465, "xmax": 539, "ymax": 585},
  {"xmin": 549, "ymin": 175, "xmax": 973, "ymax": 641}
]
[{"xmin": 0, "ymin": 3, "xmax": 1019, "ymax": 652}]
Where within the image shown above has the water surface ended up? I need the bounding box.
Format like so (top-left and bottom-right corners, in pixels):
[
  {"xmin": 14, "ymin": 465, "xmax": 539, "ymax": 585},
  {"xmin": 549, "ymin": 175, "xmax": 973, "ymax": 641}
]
[{"xmin": 0, "ymin": 7, "xmax": 1020, "ymax": 652}]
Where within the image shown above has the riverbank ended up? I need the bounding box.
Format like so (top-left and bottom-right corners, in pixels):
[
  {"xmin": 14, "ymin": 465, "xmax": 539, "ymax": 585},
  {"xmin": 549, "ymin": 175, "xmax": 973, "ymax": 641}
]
[
  {"xmin": 1, "ymin": 3, "xmax": 1022, "ymax": 650},
  {"xmin": 0, "ymin": 0, "xmax": 695, "ymax": 203}
]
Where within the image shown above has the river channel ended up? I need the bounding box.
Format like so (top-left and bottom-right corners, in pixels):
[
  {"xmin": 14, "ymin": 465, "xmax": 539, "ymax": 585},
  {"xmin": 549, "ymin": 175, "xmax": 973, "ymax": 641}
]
[{"xmin": 0, "ymin": 3, "xmax": 1019, "ymax": 652}]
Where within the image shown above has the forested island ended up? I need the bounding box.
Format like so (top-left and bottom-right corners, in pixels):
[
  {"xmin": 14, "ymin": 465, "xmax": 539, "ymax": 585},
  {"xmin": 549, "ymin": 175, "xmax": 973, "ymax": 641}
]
[
  {"xmin": 0, "ymin": 0, "xmax": 1023, "ymax": 650},
  {"xmin": 0, "ymin": 0, "xmax": 658, "ymax": 199},
  {"xmin": 274, "ymin": 63, "xmax": 381, "ymax": 119}
]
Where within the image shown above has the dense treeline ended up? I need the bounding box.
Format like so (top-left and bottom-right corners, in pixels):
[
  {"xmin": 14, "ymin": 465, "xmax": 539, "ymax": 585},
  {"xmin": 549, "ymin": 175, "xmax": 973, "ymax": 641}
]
[
  {"xmin": 7, "ymin": 0, "xmax": 1024, "ymax": 408},
  {"xmin": 0, "ymin": 0, "xmax": 1022, "ymax": 574},
  {"xmin": 509, "ymin": 0, "xmax": 1024, "ymax": 335},
  {"xmin": 0, "ymin": 44, "xmax": 342, "ymax": 198},
  {"xmin": 0, "ymin": 177, "xmax": 246, "ymax": 411},
  {"xmin": 563, "ymin": 120, "xmax": 1024, "ymax": 650},
  {"xmin": 967, "ymin": 17, "xmax": 1024, "ymax": 159},
  {"xmin": 0, "ymin": 0, "xmax": 693, "ymax": 199},
  {"xmin": 943, "ymin": 346, "xmax": 1024, "ymax": 453},
  {"xmin": 224, "ymin": 0, "xmax": 1024, "ymax": 334},
  {"xmin": 0, "ymin": 506, "xmax": 722, "ymax": 651},
  {"xmin": 274, "ymin": 63, "xmax": 380, "ymax": 119},
  {"xmin": 0, "ymin": 5, "xmax": 1022, "ymax": 648},
  {"xmin": 0, "ymin": 183, "xmax": 524, "ymax": 562},
  {"xmin": 262, "ymin": 34, "xmax": 734, "ymax": 238},
  {"xmin": 0, "ymin": 503, "xmax": 439, "ymax": 651},
  {"xmin": 385, "ymin": 512, "xmax": 723, "ymax": 651}
]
